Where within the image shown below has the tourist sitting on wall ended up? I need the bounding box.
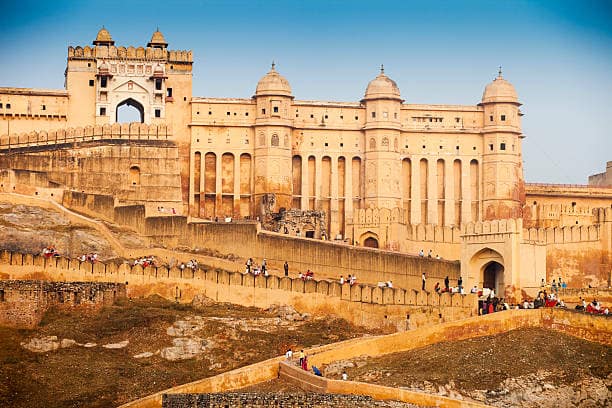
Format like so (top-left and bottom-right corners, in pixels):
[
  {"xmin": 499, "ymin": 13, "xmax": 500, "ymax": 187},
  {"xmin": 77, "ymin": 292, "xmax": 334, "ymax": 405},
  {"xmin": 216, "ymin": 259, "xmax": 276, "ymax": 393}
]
[
  {"xmin": 312, "ymin": 366, "xmax": 323, "ymax": 377},
  {"xmin": 253, "ymin": 266, "xmax": 261, "ymax": 276},
  {"xmin": 349, "ymin": 275, "xmax": 357, "ymax": 286},
  {"xmin": 298, "ymin": 272, "xmax": 304, "ymax": 280},
  {"xmin": 386, "ymin": 280, "xmax": 393, "ymax": 288},
  {"xmin": 470, "ymin": 285, "xmax": 478, "ymax": 294},
  {"xmin": 377, "ymin": 281, "xmax": 386, "ymax": 288},
  {"xmin": 434, "ymin": 282, "xmax": 441, "ymax": 293},
  {"xmin": 305, "ymin": 270, "xmax": 314, "ymax": 280},
  {"xmin": 340, "ymin": 275, "xmax": 345, "ymax": 285}
]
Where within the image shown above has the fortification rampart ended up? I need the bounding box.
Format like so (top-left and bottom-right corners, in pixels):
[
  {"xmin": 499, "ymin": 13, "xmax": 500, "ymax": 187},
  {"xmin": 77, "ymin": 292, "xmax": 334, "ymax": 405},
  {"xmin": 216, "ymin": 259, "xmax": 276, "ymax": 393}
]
[
  {"xmin": 68, "ymin": 45, "xmax": 193, "ymax": 63},
  {"xmin": 0, "ymin": 122, "xmax": 173, "ymax": 151},
  {"xmin": 0, "ymin": 279, "xmax": 125, "ymax": 328},
  {"xmin": 0, "ymin": 250, "xmax": 475, "ymax": 331},
  {"xmin": 120, "ymin": 308, "xmax": 611, "ymax": 408}
]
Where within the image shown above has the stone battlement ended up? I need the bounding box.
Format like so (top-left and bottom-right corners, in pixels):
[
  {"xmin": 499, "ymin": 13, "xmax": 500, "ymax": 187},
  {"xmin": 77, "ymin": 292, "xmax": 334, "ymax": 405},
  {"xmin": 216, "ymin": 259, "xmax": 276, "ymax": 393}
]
[
  {"xmin": 0, "ymin": 122, "xmax": 173, "ymax": 151},
  {"xmin": 0, "ymin": 279, "xmax": 125, "ymax": 328},
  {"xmin": 68, "ymin": 45, "xmax": 193, "ymax": 63},
  {"xmin": 523, "ymin": 224, "xmax": 600, "ymax": 244}
]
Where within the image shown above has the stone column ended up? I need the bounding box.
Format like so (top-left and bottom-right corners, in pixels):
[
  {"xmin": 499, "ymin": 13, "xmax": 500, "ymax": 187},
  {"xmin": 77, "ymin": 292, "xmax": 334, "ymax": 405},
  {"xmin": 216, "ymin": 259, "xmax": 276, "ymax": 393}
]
[
  {"xmin": 410, "ymin": 156, "xmax": 421, "ymax": 225},
  {"xmin": 329, "ymin": 155, "xmax": 339, "ymax": 239},
  {"xmin": 301, "ymin": 156, "xmax": 309, "ymax": 210},
  {"xmin": 427, "ymin": 158, "xmax": 437, "ymax": 225},
  {"xmin": 461, "ymin": 159, "xmax": 472, "ymax": 223},
  {"xmin": 445, "ymin": 158, "xmax": 455, "ymax": 227},
  {"xmin": 233, "ymin": 154, "xmax": 241, "ymax": 217},
  {"xmin": 215, "ymin": 152, "xmax": 222, "ymax": 217}
]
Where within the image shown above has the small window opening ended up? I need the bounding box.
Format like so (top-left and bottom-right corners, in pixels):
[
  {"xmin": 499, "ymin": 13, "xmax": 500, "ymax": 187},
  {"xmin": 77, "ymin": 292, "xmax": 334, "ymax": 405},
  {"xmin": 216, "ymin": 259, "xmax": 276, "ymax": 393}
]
[
  {"xmin": 500, "ymin": 143, "xmax": 506, "ymax": 150},
  {"xmin": 310, "ymin": 114, "xmax": 314, "ymax": 118},
  {"xmin": 455, "ymin": 117, "xmax": 460, "ymax": 123},
  {"xmin": 155, "ymin": 109, "xmax": 161, "ymax": 118},
  {"xmin": 101, "ymin": 77, "xmax": 107, "ymax": 88},
  {"xmin": 355, "ymin": 116, "xmax": 358, "ymax": 120},
  {"xmin": 6, "ymin": 104, "xmax": 10, "ymax": 109},
  {"xmin": 226, "ymin": 111, "xmax": 230, "ymax": 116},
  {"xmin": 245, "ymin": 112, "xmax": 248, "ymax": 116},
  {"xmin": 340, "ymin": 143, "xmax": 343, "ymax": 147},
  {"xmin": 262, "ymin": 108, "xmax": 266, "ymax": 114},
  {"xmin": 89, "ymin": 79, "xmax": 94, "ymax": 86},
  {"xmin": 456, "ymin": 145, "xmax": 459, "ymax": 150},
  {"xmin": 422, "ymin": 145, "xmax": 426, "ymax": 149},
  {"xmin": 340, "ymin": 115, "xmax": 343, "ymax": 119},
  {"xmin": 371, "ymin": 112, "xmax": 376, "ymax": 118},
  {"xmin": 87, "ymin": 63, "xmax": 91, "ymax": 67},
  {"xmin": 489, "ymin": 144, "xmax": 494, "ymax": 151},
  {"xmin": 489, "ymin": 115, "xmax": 493, "ymax": 121},
  {"xmin": 324, "ymin": 142, "xmax": 328, "ymax": 147},
  {"xmin": 155, "ymin": 79, "xmax": 162, "ymax": 90},
  {"xmin": 324, "ymin": 114, "xmax": 328, "ymax": 119},
  {"xmin": 209, "ymin": 111, "xmax": 212, "ymax": 115},
  {"xmin": 0, "ymin": 103, "xmax": 3, "ymax": 108},
  {"xmin": 42, "ymin": 105, "xmax": 46, "ymax": 111},
  {"xmin": 273, "ymin": 106, "xmax": 279, "ymax": 113},
  {"xmin": 99, "ymin": 107, "xmax": 106, "ymax": 116},
  {"xmin": 166, "ymin": 88, "xmax": 173, "ymax": 97},
  {"xmin": 129, "ymin": 166, "xmax": 141, "ymax": 186},
  {"xmin": 394, "ymin": 112, "xmax": 398, "ymax": 119},
  {"xmin": 501, "ymin": 114, "xmax": 506, "ymax": 121},
  {"xmin": 473, "ymin": 146, "xmax": 477, "ymax": 150}
]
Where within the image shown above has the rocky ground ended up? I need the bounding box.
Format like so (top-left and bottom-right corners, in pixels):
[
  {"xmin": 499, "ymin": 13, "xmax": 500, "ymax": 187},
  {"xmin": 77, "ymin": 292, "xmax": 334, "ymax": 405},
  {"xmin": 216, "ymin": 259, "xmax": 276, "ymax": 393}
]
[
  {"xmin": 0, "ymin": 295, "xmax": 382, "ymax": 408},
  {"xmin": 0, "ymin": 202, "xmax": 126, "ymax": 260},
  {"xmin": 326, "ymin": 327, "xmax": 611, "ymax": 408}
]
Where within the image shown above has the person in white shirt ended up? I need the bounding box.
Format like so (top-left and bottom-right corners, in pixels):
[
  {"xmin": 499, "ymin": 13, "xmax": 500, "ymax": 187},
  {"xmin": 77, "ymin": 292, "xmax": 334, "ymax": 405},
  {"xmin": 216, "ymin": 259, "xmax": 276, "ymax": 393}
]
[
  {"xmin": 523, "ymin": 300, "xmax": 529, "ymax": 309},
  {"xmin": 285, "ymin": 349, "xmax": 293, "ymax": 360},
  {"xmin": 342, "ymin": 371, "xmax": 348, "ymax": 381},
  {"xmin": 387, "ymin": 281, "xmax": 393, "ymax": 288},
  {"xmin": 471, "ymin": 286, "xmax": 478, "ymax": 294},
  {"xmin": 339, "ymin": 276, "xmax": 345, "ymax": 285}
]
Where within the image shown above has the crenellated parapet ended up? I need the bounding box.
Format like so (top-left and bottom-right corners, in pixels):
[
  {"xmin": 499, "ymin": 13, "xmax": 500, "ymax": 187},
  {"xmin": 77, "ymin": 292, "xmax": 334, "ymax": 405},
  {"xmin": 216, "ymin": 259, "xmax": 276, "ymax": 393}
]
[
  {"xmin": 67, "ymin": 45, "xmax": 193, "ymax": 63},
  {"xmin": 523, "ymin": 224, "xmax": 600, "ymax": 244},
  {"xmin": 593, "ymin": 207, "xmax": 612, "ymax": 223},
  {"xmin": 0, "ymin": 122, "xmax": 173, "ymax": 150},
  {"xmin": 353, "ymin": 207, "xmax": 406, "ymax": 226}
]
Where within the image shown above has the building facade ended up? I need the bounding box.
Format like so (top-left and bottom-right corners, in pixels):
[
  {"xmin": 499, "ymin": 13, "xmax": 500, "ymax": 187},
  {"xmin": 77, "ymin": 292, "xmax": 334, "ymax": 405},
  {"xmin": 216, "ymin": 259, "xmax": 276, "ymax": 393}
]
[{"xmin": 1, "ymin": 28, "xmax": 610, "ymax": 300}]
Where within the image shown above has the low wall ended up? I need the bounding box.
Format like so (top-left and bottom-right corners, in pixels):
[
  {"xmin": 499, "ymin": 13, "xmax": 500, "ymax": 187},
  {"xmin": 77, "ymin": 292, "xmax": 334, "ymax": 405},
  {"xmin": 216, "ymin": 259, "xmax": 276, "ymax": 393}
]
[
  {"xmin": 0, "ymin": 279, "xmax": 125, "ymax": 328},
  {"xmin": 0, "ymin": 250, "xmax": 477, "ymax": 331},
  {"xmin": 121, "ymin": 307, "xmax": 610, "ymax": 408},
  {"xmin": 279, "ymin": 362, "xmax": 489, "ymax": 408}
]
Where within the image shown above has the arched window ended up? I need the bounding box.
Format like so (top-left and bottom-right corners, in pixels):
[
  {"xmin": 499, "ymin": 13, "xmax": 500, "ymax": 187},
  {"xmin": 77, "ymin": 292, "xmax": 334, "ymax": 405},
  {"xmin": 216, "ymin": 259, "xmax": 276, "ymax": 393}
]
[
  {"xmin": 369, "ymin": 138, "xmax": 376, "ymax": 149},
  {"xmin": 116, "ymin": 98, "xmax": 145, "ymax": 123},
  {"xmin": 382, "ymin": 137, "xmax": 389, "ymax": 147},
  {"xmin": 271, "ymin": 133, "xmax": 279, "ymax": 147},
  {"xmin": 129, "ymin": 166, "xmax": 140, "ymax": 185}
]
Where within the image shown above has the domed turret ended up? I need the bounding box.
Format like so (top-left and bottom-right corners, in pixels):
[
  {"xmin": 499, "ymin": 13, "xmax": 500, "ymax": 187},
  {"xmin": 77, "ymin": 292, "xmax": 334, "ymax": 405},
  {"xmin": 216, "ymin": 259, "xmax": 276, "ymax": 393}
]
[
  {"xmin": 363, "ymin": 66, "xmax": 402, "ymax": 101},
  {"xmin": 481, "ymin": 68, "xmax": 519, "ymax": 104},
  {"xmin": 255, "ymin": 63, "xmax": 292, "ymax": 97},
  {"xmin": 148, "ymin": 29, "xmax": 168, "ymax": 49},
  {"xmin": 93, "ymin": 27, "xmax": 114, "ymax": 46}
]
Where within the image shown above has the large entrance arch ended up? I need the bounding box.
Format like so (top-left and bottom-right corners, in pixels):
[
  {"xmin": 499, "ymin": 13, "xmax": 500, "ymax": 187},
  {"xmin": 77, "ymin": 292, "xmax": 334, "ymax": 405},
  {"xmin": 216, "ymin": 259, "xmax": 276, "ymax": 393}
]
[
  {"xmin": 116, "ymin": 98, "xmax": 145, "ymax": 123},
  {"xmin": 359, "ymin": 232, "xmax": 379, "ymax": 248},
  {"xmin": 468, "ymin": 247, "xmax": 505, "ymax": 297},
  {"xmin": 483, "ymin": 261, "xmax": 504, "ymax": 294}
]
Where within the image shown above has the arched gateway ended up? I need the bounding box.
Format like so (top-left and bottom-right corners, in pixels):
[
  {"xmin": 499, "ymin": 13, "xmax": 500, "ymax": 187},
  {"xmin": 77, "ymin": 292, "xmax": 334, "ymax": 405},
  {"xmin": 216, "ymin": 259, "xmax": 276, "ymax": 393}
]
[{"xmin": 469, "ymin": 248, "xmax": 505, "ymax": 297}]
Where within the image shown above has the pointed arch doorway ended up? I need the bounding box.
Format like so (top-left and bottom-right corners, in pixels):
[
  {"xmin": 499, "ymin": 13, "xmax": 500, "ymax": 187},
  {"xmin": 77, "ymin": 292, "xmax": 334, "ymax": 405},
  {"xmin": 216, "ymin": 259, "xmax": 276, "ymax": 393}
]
[{"xmin": 116, "ymin": 98, "xmax": 145, "ymax": 123}]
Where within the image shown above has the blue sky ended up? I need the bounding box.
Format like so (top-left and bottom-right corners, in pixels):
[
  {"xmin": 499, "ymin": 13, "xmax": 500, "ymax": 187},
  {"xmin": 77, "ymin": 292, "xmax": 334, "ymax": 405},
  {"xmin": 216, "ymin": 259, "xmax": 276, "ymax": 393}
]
[{"xmin": 1, "ymin": 0, "xmax": 610, "ymax": 183}]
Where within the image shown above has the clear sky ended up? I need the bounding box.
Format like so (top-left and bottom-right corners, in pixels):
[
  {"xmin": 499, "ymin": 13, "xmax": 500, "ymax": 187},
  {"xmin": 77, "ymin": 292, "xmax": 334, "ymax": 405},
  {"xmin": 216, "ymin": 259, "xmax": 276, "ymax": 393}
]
[{"xmin": 1, "ymin": 0, "xmax": 610, "ymax": 184}]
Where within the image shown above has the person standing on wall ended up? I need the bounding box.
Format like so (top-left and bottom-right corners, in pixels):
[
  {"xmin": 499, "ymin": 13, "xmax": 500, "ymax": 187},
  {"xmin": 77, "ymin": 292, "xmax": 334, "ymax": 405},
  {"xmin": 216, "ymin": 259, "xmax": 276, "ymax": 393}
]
[
  {"xmin": 421, "ymin": 272, "xmax": 426, "ymax": 291},
  {"xmin": 284, "ymin": 261, "xmax": 289, "ymax": 277}
]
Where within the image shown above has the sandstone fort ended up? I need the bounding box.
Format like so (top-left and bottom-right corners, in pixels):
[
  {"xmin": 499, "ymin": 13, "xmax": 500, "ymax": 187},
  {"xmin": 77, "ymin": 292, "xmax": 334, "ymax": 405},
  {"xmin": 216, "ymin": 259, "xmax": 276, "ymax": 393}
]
[{"xmin": 0, "ymin": 27, "xmax": 611, "ymax": 408}]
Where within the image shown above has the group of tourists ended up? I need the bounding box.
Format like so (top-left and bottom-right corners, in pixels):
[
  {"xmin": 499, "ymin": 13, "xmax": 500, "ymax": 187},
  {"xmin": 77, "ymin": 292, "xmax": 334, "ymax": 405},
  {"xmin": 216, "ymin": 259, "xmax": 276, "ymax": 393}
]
[
  {"xmin": 132, "ymin": 256, "xmax": 157, "ymax": 268},
  {"xmin": 576, "ymin": 297, "xmax": 609, "ymax": 315},
  {"xmin": 244, "ymin": 257, "xmax": 269, "ymax": 277},
  {"xmin": 299, "ymin": 270, "xmax": 314, "ymax": 281},
  {"xmin": 339, "ymin": 274, "xmax": 357, "ymax": 286},
  {"xmin": 285, "ymin": 348, "xmax": 346, "ymax": 380},
  {"xmin": 42, "ymin": 246, "xmax": 60, "ymax": 258},
  {"xmin": 418, "ymin": 249, "xmax": 441, "ymax": 260},
  {"xmin": 77, "ymin": 253, "xmax": 99, "ymax": 264},
  {"xmin": 433, "ymin": 275, "xmax": 464, "ymax": 294},
  {"xmin": 179, "ymin": 259, "xmax": 199, "ymax": 271}
]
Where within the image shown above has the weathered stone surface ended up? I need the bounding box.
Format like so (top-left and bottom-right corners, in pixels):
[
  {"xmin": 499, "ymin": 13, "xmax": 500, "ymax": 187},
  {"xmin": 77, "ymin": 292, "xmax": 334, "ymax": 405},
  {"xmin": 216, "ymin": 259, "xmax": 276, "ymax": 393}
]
[
  {"xmin": 133, "ymin": 352, "xmax": 154, "ymax": 359},
  {"xmin": 102, "ymin": 340, "xmax": 129, "ymax": 349},
  {"xmin": 160, "ymin": 337, "xmax": 208, "ymax": 361},
  {"xmin": 21, "ymin": 336, "xmax": 60, "ymax": 353}
]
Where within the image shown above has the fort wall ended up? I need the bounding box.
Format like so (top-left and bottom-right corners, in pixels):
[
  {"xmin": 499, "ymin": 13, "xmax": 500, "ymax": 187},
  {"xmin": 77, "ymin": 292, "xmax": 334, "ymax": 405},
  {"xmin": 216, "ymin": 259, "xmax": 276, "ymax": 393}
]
[
  {"xmin": 119, "ymin": 308, "xmax": 612, "ymax": 408},
  {"xmin": 0, "ymin": 250, "xmax": 475, "ymax": 331},
  {"xmin": 0, "ymin": 279, "xmax": 126, "ymax": 328}
]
